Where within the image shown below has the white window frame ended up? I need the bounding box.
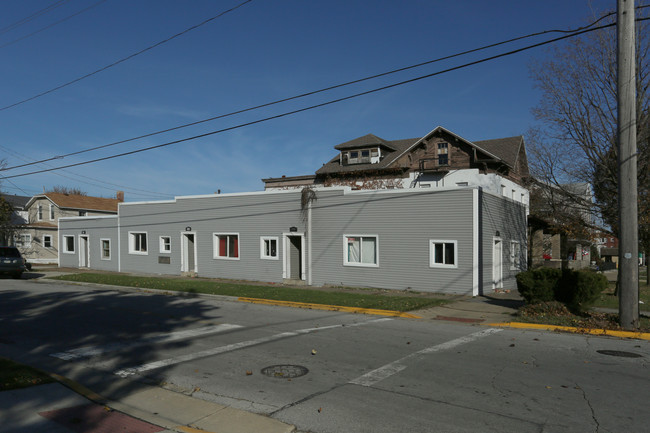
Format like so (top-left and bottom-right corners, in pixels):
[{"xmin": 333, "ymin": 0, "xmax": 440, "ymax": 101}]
[
  {"xmin": 213, "ymin": 233, "xmax": 240, "ymax": 260},
  {"xmin": 343, "ymin": 234, "xmax": 379, "ymax": 267},
  {"xmin": 260, "ymin": 236, "xmax": 279, "ymax": 260},
  {"xmin": 128, "ymin": 231, "xmax": 148, "ymax": 255},
  {"xmin": 17, "ymin": 233, "xmax": 32, "ymax": 248},
  {"xmin": 43, "ymin": 235, "xmax": 52, "ymax": 249},
  {"xmin": 429, "ymin": 240, "xmax": 458, "ymax": 269},
  {"xmin": 510, "ymin": 240, "xmax": 521, "ymax": 270},
  {"xmin": 159, "ymin": 236, "xmax": 171, "ymax": 253},
  {"xmin": 62, "ymin": 235, "xmax": 75, "ymax": 254},
  {"xmin": 37, "ymin": 204, "xmax": 43, "ymax": 221},
  {"xmin": 100, "ymin": 238, "xmax": 111, "ymax": 260}
]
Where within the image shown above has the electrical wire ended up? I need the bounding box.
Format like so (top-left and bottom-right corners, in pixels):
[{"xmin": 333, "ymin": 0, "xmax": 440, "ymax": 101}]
[
  {"xmin": 0, "ymin": 144, "xmax": 174, "ymax": 198},
  {"xmin": 0, "ymin": 8, "xmax": 620, "ymax": 172},
  {"xmin": 0, "ymin": 0, "xmax": 108, "ymax": 50},
  {"xmin": 0, "ymin": 0, "xmax": 254, "ymax": 113},
  {"xmin": 0, "ymin": 0, "xmax": 70, "ymax": 36},
  {"xmin": 3, "ymin": 20, "xmax": 636, "ymax": 181}
]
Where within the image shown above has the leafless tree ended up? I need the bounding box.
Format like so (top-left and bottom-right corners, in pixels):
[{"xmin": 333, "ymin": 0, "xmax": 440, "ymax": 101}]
[{"xmin": 527, "ymin": 10, "xmax": 649, "ymax": 270}]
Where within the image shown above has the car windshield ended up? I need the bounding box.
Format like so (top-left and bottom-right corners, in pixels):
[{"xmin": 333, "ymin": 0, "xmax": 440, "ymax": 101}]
[{"xmin": 0, "ymin": 248, "xmax": 21, "ymax": 258}]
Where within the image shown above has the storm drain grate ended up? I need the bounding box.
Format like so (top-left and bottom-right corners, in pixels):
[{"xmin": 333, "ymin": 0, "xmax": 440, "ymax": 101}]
[
  {"xmin": 261, "ymin": 365, "xmax": 309, "ymax": 378},
  {"xmin": 596, "ymin": 350, "xmax": 643, "ymax": 358}
]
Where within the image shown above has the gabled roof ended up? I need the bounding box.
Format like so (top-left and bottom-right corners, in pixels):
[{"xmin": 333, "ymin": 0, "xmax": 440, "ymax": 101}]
[
  {"xmin": 473, "ymin": 135, "xmax": 524, "ymax": 169},
  {"xmin": 27, "ymin": 193, "xmax": 118, "ymax": 213},
  {"xmin": 334, "ymin": 134, "xmax": 397, "ymax": 151},
  {"xmin": 0, "ymin": 194, "xmax": 30, "ymax": 209},
  {"xmin": 316, "ymin": 136, "xmax": 419, "ymax": 175}
]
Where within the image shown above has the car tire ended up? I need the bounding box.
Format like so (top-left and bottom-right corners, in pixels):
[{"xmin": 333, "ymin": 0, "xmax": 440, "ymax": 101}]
[{"xmin": 12, "ymin": 272, "xmax": 22, "ymax": 279}]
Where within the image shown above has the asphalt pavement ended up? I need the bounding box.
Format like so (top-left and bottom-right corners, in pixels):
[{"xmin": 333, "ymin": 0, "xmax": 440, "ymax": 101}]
[{"xmin": 0, "ymin": 267, "xmax": 646, "ymax": 433}]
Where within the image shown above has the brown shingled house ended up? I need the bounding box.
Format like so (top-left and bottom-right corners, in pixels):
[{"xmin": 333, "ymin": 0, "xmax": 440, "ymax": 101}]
[
  {"xmin": 16, "ymin": 192, "xmax": 122, "ymax": 264},
  {"xmin": 263, "ymin": 126, "xmax": 530, "ymax": 203}
]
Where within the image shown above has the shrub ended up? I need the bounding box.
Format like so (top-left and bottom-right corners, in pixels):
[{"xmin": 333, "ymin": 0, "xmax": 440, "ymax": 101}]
[
  {"xmin": 555, "ymin": 269, "xmax": 608, "ymax": 314},
  {"xmin": 516, "ymin": 268, "xmax": 562, "ymax": 304}
]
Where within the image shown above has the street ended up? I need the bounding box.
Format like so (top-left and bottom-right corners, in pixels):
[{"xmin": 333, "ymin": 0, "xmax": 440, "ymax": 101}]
[{"xmin": 1, "ymin": 278, "xmax": 649, "ymax": 433}]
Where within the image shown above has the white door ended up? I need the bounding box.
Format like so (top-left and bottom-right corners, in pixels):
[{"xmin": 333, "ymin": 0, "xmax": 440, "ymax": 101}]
[
  {"xmin": 181, "ymin": 233, "xmax": 197, "ymax": 273},
  {"xmin": 493, "ymin": 238, "xmax": 503, "ymax": 289},
  {"xmin": 79, "ymin": 236, "xmax": 89, "ymax": 268}
]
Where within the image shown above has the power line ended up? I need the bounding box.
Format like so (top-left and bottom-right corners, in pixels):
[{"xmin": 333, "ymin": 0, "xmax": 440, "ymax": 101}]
[
  {"xmin": 0, "ymin": 9, "xmax": 620, "ymax": 172},
  {"xmin": 0, "ymin": 0, "xmax": 108, "ymax": 50},
  {"xmin": 3, "ymin": 20, "xmax": 634, "ymax": 181},
  {"xmin": 0, "ymin": 0, "xmax": 70, "ymax": 36},
  {"xmin": 0, "ymin": 0, "xmax": 254, "ymax": 113},
  {"xmin": 0, "ymin": 144, "xmax": 173, "ymax": 198}
]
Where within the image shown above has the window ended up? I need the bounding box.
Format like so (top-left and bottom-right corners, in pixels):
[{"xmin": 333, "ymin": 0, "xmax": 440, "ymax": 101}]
[
  {"xmin": 101, "ymin": 239, "xmax": 111, "ymax": 260},
  {"xmin": 79, "ymin": 211, "xmax": 87, "ymax": 217},
  {"xmin": 37, "ymin": 204, "xmax": 43, "ymax": 221},
  {"xmin": 344, "ymin": 235, "xmax": 378, "ymax": 267},
  {"xmin": 43, "ymin": 235, "xmax": 52, "ymax": 248},
  {"xmin": 430, "ymin": 240, "xmax": 457, "ymax": 268},
  {"xmin": 510, "ymin": 241, "xmax": 521, "ymax": 270},
  {"xmin": 437, "ymin": 142, "xmax": 449, "ymax": 166},
  {"xmin": 129, "ymin": 232, "xmax": 148, "ymax": 254},
  {"xmin": 63, "ymin": 235, "xmax": 75, "ymax": 253},
  {"xmin": 16, "ymin": 234, "xmax": 32, "ymax": 248},
  {"xmin": 49, "ymin": 204, "xmax": 55, "ymax": 220},
  {"xmin": 260, "ymin": 236, "xmax": 278, "ymax": 260},
  {"xmin": 159, "ymin": 236, "xmax": 171, "ymax": 253},
  {"xmin": 214, "ymin": 233, "xmax": 239, "ymax": 259}
]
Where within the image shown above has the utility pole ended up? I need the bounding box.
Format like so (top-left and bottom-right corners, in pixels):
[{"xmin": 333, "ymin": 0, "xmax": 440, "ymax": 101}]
[{"xmin": 617, "ymin": 0, "xmax": 639, "ymax": 330}]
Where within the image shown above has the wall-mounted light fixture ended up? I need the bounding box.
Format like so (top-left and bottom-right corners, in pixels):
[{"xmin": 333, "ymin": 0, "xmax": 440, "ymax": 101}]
[
  {"xmin": 289, "ymin": 226, "xmax": 298, "ymax": 232},
  {"xmin": 185, "ymin": 227, "xmax": 192, "ymax": 231}
]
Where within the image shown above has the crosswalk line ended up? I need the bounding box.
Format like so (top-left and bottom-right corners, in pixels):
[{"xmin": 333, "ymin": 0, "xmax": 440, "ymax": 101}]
[
  {"xmin": 50, "ymin": 324, "xmax": 243, "ymax": 360},
  {"xmin": 350, "ymin": 328, "xmax": 503, "ymax": 387},
  {"xmin": 114, "ymin": 318, "xmax": 393, "ymax": 377}
]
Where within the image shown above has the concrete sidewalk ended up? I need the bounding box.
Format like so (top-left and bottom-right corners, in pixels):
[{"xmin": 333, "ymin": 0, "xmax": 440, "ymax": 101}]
[{"xmin": 0, "ymin": 378, "xmax": 295, "ymax": 433}]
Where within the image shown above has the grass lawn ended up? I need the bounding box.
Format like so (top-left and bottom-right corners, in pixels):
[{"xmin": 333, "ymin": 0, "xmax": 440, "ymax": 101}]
[
  {"xmin": 592, "ymin": 281, "xmax": 650, "ymax": 312},
  {"xmin": 0, "ymin": 358, "xmax": 54, "ymax": 391},
  {"xmin": 50, "ymin": 273, "xmax": 450, "ymax": 312}
]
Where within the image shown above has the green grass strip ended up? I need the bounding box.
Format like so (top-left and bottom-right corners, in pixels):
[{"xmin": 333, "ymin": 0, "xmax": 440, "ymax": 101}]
[
  {"xmin": 50, "ymin": 273, "xmax": 448, "ymax": 312},
  {"xmin": 0, "ymin": 358, "xmax": 55, "ymax": 391}
]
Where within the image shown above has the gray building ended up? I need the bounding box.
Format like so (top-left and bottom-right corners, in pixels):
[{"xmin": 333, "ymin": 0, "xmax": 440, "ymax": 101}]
[{"xmin": 59, "ymin": 187, "xmax": 526, "ymax": 295}]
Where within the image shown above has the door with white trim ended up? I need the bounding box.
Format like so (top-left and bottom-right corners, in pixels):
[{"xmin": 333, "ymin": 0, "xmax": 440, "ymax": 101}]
[{"xmin": 493, "ymin": 237, "xmax": 503, "ymax": 290}]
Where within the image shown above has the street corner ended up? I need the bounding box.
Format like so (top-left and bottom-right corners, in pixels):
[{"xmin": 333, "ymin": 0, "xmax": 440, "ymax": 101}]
[{"xmin": 486, "ymin": 322, "xmax": 650, "ymax": 340}]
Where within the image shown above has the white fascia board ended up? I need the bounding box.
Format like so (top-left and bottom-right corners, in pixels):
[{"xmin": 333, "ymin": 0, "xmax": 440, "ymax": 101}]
[{"xmin": 58, "ymin": 215, "xmax": 118, "ymax": 221}]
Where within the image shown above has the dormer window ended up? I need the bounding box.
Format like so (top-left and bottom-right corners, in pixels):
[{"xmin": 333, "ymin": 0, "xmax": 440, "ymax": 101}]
[{"xmin": 343, "ymin": 147, "xmax": 381, "ymax": 165}]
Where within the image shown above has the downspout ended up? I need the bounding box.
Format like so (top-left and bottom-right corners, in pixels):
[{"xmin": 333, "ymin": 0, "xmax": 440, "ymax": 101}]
[
  {"xmin": 117, "ymin": 209, "xmax": 121, "ymax": 273},
  {"xmin": 308, "ymin": 199, "xmax": 312, "ymax": 285}
]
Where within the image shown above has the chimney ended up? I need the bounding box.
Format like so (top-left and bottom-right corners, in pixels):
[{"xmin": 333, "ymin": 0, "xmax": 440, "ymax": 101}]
[{"xmin": 116, "ymin": 191, "xmax": 124, "ymax": 202}]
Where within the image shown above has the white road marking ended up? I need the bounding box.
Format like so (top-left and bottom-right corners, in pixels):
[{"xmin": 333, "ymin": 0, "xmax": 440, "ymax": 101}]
[
  {"xmin": 350, "ymin": 328, "xmax": 503, "ymax": 387},
  {"xmin": 114, "ymin": 318, "xmax": 393, "ymax": 377},
  {"xmin": 50, "ymin": 324, "xmax": 243, "ymax": 360}
]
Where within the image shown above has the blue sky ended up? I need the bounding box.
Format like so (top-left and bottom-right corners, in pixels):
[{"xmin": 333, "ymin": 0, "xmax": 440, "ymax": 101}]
[{"xmin": 0, "ymin": 0, "xmax": 618, "ymax": 201}]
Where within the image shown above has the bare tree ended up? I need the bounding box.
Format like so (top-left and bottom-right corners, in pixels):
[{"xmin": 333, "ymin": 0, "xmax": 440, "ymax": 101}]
[
  {"xmin": 0, "ymin": 159, "xmax": 22, "ymax": 246},
  {"xmin": 527, "ymin": 10, "xmax": 649, "ymax": 278},
  {"xmin": 46, "ymin": 185, "xmax": 88, "ymax": 196}
]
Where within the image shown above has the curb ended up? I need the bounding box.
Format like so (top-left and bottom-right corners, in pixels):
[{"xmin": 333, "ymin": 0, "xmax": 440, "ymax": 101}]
[
  {"xmin": 237, "ymin": 297, "xmax": 422, "ymax": 318},
  {"xmin": 486, "ymin": 321, "xmax": 650, "ymax": 340},
  {"xmin": 35, "ymin": 276, "xmax": 421, "ymax": 319}
]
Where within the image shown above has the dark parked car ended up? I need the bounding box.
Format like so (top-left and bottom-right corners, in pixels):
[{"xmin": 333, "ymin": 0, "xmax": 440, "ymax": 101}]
[{"xmin": 0, "ymin": 246, "xmax": 26, "ymax": 279}]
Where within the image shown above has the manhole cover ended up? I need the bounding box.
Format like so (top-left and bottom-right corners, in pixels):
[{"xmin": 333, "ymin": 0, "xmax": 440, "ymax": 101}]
[
  {"xmin": 261, "ymin": 365, "xmax": 309, "ymax": 378},
  {"xmin": 596, "ymin": 350, "xmax": 643, "ymax": 358}
]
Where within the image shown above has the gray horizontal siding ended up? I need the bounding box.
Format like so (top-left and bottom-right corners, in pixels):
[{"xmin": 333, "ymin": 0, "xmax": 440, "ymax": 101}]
[
  {"xmin": 480, "ymin": 192, "xmax": 527, "ymax": 293},
  {"xmin": 118, "ymin": 192, "xmax": 305, "ymax": 282},
  {"xmin": 310, "ymin": 189, "xmax": 475, "ymax": 294},
  {"xmin": 59, "ymin": 217, "xmax": 119, "ymax": 271}
]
